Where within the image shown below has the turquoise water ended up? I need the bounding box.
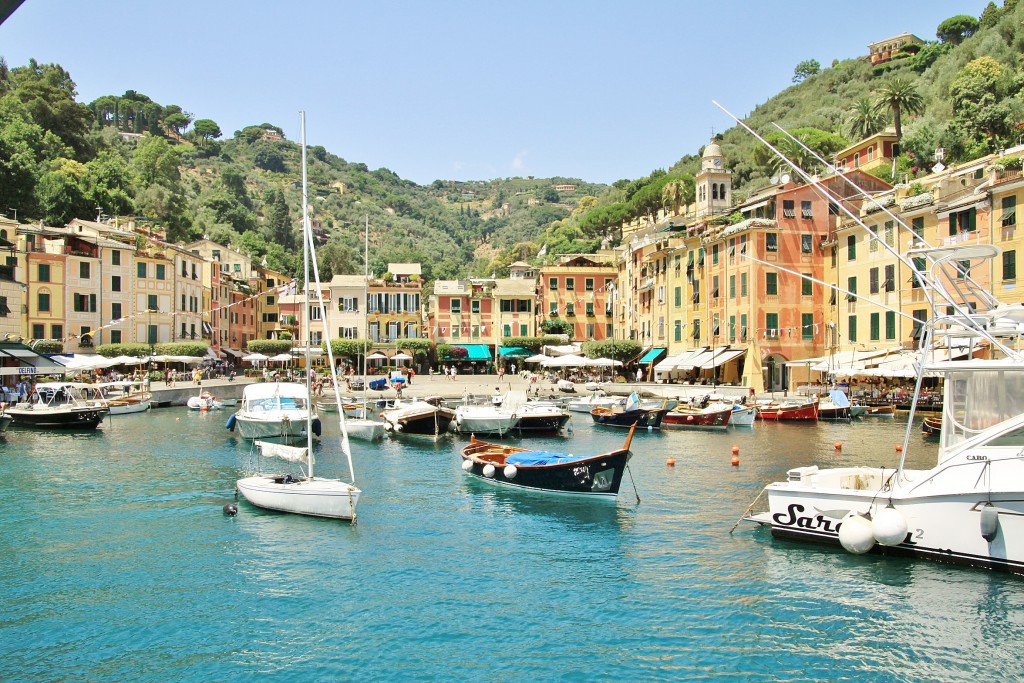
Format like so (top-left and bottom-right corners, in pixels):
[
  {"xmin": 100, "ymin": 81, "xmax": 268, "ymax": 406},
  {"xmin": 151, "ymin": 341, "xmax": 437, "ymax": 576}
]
[{"xmin": 2, "ymin": 410, "xmax": 1024, "ymax": 682}]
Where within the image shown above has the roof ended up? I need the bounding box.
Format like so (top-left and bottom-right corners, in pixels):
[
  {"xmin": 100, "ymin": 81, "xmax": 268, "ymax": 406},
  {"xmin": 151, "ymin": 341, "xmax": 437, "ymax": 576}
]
[
  {"xmin": 433, "ymin": 280, "xmax": 469, "ymax": 295},
  {"xmin": 389, "ymin": 263, "xmax": 421, "ymax": 276},
  {"xmin": 329, "ymin": 274, "xmax": 367, "ymax": 288},
  {"xmin": 492, "ymin": 279, "xmax": 536, "ymax": 296}
]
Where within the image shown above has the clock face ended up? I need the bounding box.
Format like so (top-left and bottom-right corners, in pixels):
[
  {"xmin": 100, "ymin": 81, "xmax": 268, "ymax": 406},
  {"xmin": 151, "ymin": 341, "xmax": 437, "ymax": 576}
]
[{"xmin": 714, "ymin": 158, "xmax": 722, "ymax": 167}]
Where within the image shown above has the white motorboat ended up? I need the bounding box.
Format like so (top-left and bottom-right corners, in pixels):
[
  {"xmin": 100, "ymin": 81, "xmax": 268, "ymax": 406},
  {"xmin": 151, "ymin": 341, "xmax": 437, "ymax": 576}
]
[
  {"xmin": 235, "ymin": 113, "xmax": 360, "ymax": 521},
  {"xmin": 451, "ymin": 403, "xmax": 519, "ymax": 436},
  {"xmin": 566, "ymin": 393, "xmax": 619, "ymax": 413},
  {"xmin": 187, "ymin": 390, "xmax": 223, "ymax": 411},
  {"xmin": 6, "ymin": 382, "xmax": 108, "ymax": 429},
  {"xmin": 741, "ymin": 236, "xmax": 1024, "ymax": 571},
  {"xmin": 727, "ymin": 404, "xmax": 757, "ymax": 427},
  {"xmin": 98, "ymin": 381, "xmax": 152, "ymax": 415},
  {"xmin": 228, "ymin": 381, "xmax": 319, "ymax": 440}
]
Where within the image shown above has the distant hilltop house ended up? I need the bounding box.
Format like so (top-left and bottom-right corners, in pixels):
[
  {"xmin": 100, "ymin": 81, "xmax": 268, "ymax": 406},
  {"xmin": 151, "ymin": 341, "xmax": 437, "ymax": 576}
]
[
  {"xmin": 261, "ymin": 129, "xmax": 283, "ymax": 142},
  {"xmin": 553, "ymin": 184, "xmax": 576, "ymax": 192},
  {"xmin": 867, "ymin": 33, "xmax": 923, "ymax": 65}
]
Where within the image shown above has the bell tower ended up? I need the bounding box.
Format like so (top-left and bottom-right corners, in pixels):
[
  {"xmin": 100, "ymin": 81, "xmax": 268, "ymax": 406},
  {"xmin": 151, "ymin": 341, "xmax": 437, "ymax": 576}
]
[{"xmin": 695, "ymin": 138, "xmax": 732, "ymax": 218}]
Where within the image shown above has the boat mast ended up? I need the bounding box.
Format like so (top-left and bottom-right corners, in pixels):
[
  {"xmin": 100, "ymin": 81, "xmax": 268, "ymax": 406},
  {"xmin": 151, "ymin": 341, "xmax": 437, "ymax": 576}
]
[
  {"xmin": 363, "ymin": 214, "xmax": 369, "ymax": 382},
  {"xmin": 300, "ymin": 112, "xmax": 314, "ymax": 478}
]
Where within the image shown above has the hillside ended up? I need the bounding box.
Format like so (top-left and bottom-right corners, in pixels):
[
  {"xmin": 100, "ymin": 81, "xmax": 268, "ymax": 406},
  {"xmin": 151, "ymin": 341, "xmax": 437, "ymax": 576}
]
[{"xmin": 1, "ymin": 1, "xmax": 1022, "ymax": 288}]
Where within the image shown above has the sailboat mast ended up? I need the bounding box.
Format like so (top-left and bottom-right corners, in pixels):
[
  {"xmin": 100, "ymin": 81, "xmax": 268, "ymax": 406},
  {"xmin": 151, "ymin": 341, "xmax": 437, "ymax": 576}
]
[
  {"xmin": 300, "ymin": 112, "xmax": 314, "ymax": 476},
  {"xmin": 363, "ymin": 215, "xmax": 369, "ymax": 381}
]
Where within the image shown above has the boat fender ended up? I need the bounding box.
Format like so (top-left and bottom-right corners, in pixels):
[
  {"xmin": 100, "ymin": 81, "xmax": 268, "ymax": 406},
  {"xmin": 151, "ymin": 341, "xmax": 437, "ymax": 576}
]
[
  {"xmin": 461, "ymin": 459, "xmax": 473, "ymax": 471},
  {"xmin": 503, "ymin": 464, "xmax": 517, "ymax": 479},
  {"xmin": 980, "ymin": 503, "xmax": 999, "ymax": 542},
  {"xmin": 872, "ymin": 504, "xmax": 908, "ymax": 546},
  {"xmin": 483, "ymin": 464, "xmax": 496, "ymax": 478},
  {"xmin": 838, "ymin": 512, "xmax": 875, "ymax": 554},
  {"xmin": 226, "ymin": 414, "xmax": 236, "ymax": 432},
  {"xmin": 312, "ymin": 418, "xmax": 322, "ymax": 437}
]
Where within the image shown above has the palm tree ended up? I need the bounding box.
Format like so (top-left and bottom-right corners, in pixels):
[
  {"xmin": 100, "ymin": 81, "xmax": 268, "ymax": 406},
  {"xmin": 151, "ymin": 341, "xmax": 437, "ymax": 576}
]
[
  {"xmin": 845, "ymin": 97, "xmax": 886, "ymax": 141},
  {"xmin": 661, "ymin": 178, "xmax": 692, "ymax": 216},
  {"xmin": 872, "ymin": 77, "xmax": 925, "ymax": 143}
]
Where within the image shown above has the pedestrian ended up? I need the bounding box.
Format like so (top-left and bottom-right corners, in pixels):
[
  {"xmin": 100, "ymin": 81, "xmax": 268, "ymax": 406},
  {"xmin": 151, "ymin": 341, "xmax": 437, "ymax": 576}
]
[
  {"xmin": 451, "ymin": 365, "xmax": 458, "ymax": 381},
  {"xmin": 408, "ymin": 367, "xmax": 415, "ymax": 384},
  {"xmin": 636, "ymin": 366, "xmax": 643, "ymax": 382},
  {"xmin": 510, "ymin": 363, "xmax": 516, "ymax": 376}
]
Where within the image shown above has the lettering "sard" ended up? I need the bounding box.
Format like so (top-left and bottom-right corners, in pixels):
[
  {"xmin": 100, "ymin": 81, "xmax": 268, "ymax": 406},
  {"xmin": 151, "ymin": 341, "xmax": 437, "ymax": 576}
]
[{"xmin": 772, "ymin": 503, "xmax": 841, "ymax": 533}]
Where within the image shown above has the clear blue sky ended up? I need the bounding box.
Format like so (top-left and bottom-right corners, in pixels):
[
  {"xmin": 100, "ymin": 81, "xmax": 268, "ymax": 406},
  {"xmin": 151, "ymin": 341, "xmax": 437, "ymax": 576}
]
[{"xmin": 1, "ymin": 0, "xmax": 990, "ymax": 186}]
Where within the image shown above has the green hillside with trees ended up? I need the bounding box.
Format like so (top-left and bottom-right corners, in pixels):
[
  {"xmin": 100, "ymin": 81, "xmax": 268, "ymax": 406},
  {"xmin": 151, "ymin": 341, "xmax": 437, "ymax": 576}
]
[{"xmin": 1, "ymin": 1, "xmax": 1022, "ymax": 291}]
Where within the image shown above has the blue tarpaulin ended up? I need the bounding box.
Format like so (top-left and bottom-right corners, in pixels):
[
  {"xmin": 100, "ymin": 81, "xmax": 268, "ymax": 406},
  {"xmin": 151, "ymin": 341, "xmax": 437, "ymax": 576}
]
[{"xmin": 506, "ymin": 451, "xmax": 588, "ymax": 466}]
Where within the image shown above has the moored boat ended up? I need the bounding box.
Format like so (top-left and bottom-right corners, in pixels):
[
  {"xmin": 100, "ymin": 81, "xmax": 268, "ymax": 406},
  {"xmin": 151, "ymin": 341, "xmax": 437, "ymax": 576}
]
[
  {"xmin": 6, "ymin": 382, "xmax": 108, "ymax": 429},
  {"xmin": 756, "ymin": 398, "xmax": 818, "ymax": 421},
  {"xmin": 662, "ymin": 402, "xmax": 732, "ymax": 429},
  {"xmin": 228, "ymin": 381, "xmax": 320, "ymax": 440},
  {"xmin": 728, "ymin": 404, "xmax": 757, "ymax": 427},
  {"xmin": 460, "ymin": 424, "xmax": 638, "ymax": 499},
  {"xmin": 380, "ymin": 398, "xmax": 455, "ymax": 439},
  {"xmin": 863, "ymin": 404, "xmax": 897, "ymax": 417},
  {"xmin": 921, "ymin": 415, "xmax": 941, "ymax": 437},
  {"xmin": 591, "ymin": 396, "xmax": 670, "ymax": 430},
  {"xmin": 187, "ymin": 390, "xmax": 222, "ymax": 411},
  {"xmin": 99, "ymin": 381, "xmax": 153, "ymax": 415},
  {"xmin": 816, "ymin": 390, "xmax": 853, "ymax": 422},
  {"xmin": 451, "ymin": 403, "xmax": 519, "ymax": 436}
]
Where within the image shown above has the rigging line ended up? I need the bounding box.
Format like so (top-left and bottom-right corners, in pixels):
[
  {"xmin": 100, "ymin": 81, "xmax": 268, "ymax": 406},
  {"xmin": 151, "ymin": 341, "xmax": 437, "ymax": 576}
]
[
  {"xmin": 769, "ymin": 122, "xmax": 999, "ymax": 312},
  {"xmin": 739, "ymin": 252, "xmax": 918, "ymax": 322},
  {"xmin": 302, "ymin": 164, "xmax": 356, "ymax": 487},
  {"xmin": 712, "ymin": 100, "xmax": 993, "ymax": 341}
]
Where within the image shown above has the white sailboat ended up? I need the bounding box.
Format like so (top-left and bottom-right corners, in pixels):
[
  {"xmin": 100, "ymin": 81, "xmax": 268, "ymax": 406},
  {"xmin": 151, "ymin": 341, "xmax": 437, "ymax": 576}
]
[{"xmin": 235, "ymin": 112, "xmax": 361, "ymax": 521}]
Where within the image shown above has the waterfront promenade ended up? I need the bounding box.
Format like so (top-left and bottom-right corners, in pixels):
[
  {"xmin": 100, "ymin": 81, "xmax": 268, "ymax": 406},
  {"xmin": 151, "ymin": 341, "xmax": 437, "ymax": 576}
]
[{"xmin": 148, "ymin": 370, "xmax": 750, "ymax": 407}]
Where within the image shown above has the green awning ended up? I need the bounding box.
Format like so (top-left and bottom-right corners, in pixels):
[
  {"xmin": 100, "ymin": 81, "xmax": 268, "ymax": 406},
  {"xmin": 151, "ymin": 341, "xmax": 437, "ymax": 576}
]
[
  {"xmin": 456, "ymin": 344, "xmax": 492, "ymax": 361},
  {"xmin": 498, "ymin": 347, "xmax": 530, "ymax": 358},
  {"xmin": 639, "ymin": 347, "xmax": 666, "ymax": 364}
]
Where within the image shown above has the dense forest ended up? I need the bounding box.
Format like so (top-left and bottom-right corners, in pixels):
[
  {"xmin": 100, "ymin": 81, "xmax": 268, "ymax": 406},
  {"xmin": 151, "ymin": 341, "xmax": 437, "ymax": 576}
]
[{"xmin": 1, "ymin": 1, "xmax": 1022, "ymax": 290}]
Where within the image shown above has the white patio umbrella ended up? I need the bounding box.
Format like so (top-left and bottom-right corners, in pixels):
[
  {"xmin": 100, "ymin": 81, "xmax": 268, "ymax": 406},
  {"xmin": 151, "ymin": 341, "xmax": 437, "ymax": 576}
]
[
  {"xmin": 242, "ymin": 352, "xmax": 269, "ymax": 362},
  {"xmin": 586, "ymin": 357, "xmax": 622, "ymax": 367},
  {"xmin": 110, "ymin": 355, "xmax": 146, "ymax": 365},
  {"xmin": 525, "ymin": 353, "xmax": 551, "ymax": 363},
  {"xmin": 365, "ymin": 352, "xmax": 387, "ymax": 360},
  {"xmin": 542, "ymin": 354, "xmax": 588, "ymax": 367},
  {"xmin": 391, "ymin": 352, "xmax": 413, "ymax": 361},
  {"xmin": 269, "ymin": 353, "xmax": 293, "ymax": 362}
]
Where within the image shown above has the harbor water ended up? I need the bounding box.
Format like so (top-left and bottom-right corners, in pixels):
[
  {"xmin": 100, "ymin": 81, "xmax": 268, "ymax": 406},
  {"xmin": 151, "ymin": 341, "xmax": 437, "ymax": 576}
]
[{"xmin": 3, "ymin": 408, "xmax": 1024, "ymax": 681}]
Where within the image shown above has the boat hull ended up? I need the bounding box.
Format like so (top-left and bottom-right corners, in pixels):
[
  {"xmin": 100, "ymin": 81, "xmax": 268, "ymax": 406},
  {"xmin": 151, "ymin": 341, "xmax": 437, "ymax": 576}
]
[
  {"xmin": 107, "ymin": 396, "xmax": 152, "ymax": 415},
  {"xmin": 591, "ymin": 407, "xmax": 668, "ymax": 430},
  {"xmin": 662, "ymin": 406, "xmax": 731, "ymax": 429},
  {"xmin": 7, "ymin": 405, "xmax": 107, "ymax": 429},
  {"xmin": 460, "ymin": 438, "xmax": 633, "ymax": 499},
  {"xmin": 234, "ymin": 415, "xmax": 310, "ymax": 439},
  {"xmin": 728, "ymin": 406, "xmax": 757, "ymax": 426},
  {"xmin": 755, "ymin": 478, "xmax": 1024, "ymax": 574},
  {"xmin": 345, "ymin": 418, "xmax": 385, "ymax": 441},
  {"xmin": 381, "ymin": 405, "xmax": 456, "ymax": 439},
  {"xmin": 236, "ymin": 475, "xmax": 360, "ymax": 520},
  {"xmin": 756, "ymin": 402, "xmax": 818, "ymax": 421},
  {"xmin": 513, "ymin": 410, "xmax": 570, "ymax": 434}
]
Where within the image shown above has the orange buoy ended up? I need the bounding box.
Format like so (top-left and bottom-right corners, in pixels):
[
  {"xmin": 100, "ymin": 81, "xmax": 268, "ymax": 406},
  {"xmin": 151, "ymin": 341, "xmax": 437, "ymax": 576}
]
[
  {"xmin": 835, "ymin": 441, "xmax": 842, "ymax": 450},
  {"xmin": 896, "ymin": 444, "xmax": 903, "ymax": 453},
  {"xmin": 731, "ymin": 455, "xmax": 740, "ymax": 467},
  {"xmin": 731, "ymin": 445, "xmax": 740, "ymax": 455},
  {"xmin": 666, "ymin": 457, "xmax": 675, "ymax": 467}
]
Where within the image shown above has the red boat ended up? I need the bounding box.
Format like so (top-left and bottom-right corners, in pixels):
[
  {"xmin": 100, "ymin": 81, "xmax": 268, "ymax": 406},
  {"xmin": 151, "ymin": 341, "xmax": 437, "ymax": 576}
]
[
  {"xmin": 662, "ymin": 403, "xmax": 732, "ymax": 429},
  {"xmin": 756, "ymin": 399, "xmax": 818, "ymax": 421}
]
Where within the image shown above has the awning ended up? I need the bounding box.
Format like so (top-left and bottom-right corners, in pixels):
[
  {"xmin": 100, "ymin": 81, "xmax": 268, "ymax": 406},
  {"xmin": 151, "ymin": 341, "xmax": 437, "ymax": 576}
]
[
  {"xmin": 698, "ymin": 348, "xmax": 746, "ymax": 369},
  {"xmin": 639, "ymin": 347, "xmax": 666, "ymax": 364},
  {"xmin": 0, "ymin": 342, "xmax": 70, "ymax": 376},
  {"xmin": 498, "ymin": 347, "xmax": 531, "ymax": 358},
  {"xmin": 455, "ymin": 344, "xmax": 492, "ymax": 361},
  {"xmin": 223, "ymin": 348, "xmax": 244, "ymax": 358},
  {"xmin": 684, "ymin": 346, "xmax": 730, "ymax": 369},
  {"xmin": 202, "ymin": 321, "xmax": 213, "ymax": 335}
]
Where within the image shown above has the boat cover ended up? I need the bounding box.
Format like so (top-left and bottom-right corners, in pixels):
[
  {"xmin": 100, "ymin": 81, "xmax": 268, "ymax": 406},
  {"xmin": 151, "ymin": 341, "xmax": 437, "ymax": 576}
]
[
  {"xmin": 828, "ymin": 390, "xmax": 851, "ymax": 408},
  {"xmin": 506, "ymin": 451, "xmax": 589, "ymax": 466}
]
